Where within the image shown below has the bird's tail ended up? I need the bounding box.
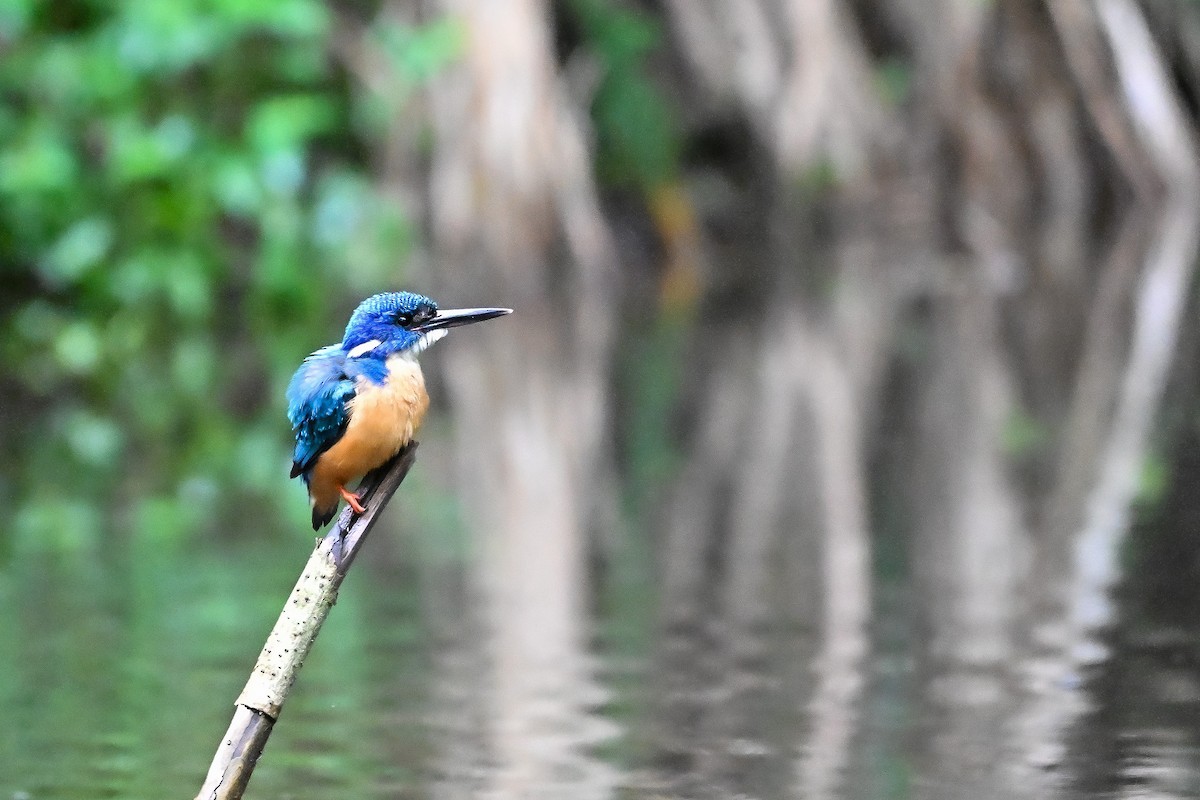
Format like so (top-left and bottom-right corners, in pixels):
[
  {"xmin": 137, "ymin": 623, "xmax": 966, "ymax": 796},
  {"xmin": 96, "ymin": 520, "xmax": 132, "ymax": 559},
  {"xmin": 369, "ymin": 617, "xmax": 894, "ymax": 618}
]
[{"xmin": 311, "ymin": 503, "xmax": 338, "ymax": 530}]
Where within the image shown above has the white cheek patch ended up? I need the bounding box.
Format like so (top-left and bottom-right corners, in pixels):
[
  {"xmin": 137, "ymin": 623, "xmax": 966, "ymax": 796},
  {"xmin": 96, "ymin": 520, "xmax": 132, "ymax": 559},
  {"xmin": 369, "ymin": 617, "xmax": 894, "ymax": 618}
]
[
  {"xmin": 347, "ymin": 339, "xmax": 382, "ymax": 358},
  {"xmin": 408, "ymin": 329, "xmax": 448, "ymax": 357}
]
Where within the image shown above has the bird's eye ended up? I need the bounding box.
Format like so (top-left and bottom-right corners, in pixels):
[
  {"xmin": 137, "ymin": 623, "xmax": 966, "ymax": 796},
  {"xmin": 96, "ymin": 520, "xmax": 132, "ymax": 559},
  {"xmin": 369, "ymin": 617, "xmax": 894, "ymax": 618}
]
[{"xmin": 393, "ymin": 311, "xmax": 414, "ymax": 327}]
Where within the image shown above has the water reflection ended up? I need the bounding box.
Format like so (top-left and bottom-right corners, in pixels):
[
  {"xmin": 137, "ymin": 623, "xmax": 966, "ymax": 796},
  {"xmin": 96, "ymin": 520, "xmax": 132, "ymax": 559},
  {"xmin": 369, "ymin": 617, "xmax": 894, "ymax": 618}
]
[
  {"xmin": 0, "ymin": 533, "xmax": 435, "ymax": 800},
  {"xmin": 1066, "ymin": 427, "xmax": 1200, "ymax": 799},
  {"xmin": 6, "ymin": 271, "xmax": 1200, "ymax": 799},
  {"xmin": 422, "ymin": 559, "xmax": 620, "ymax": 800},
  {"xmin": 6, "ymin": 440, "xmax": 1200, "ymax": 798},
  {"xmin": 902, "ymin": 284, "xmax": 1030, "ymax": 800}
]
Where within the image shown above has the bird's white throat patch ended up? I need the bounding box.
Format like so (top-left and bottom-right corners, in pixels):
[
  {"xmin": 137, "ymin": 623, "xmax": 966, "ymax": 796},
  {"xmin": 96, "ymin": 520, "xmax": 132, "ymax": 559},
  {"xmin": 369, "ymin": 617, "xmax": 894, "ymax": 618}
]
[{"xmin": 403, "ymin": 328, "xmax": 448, "ymax": 359}]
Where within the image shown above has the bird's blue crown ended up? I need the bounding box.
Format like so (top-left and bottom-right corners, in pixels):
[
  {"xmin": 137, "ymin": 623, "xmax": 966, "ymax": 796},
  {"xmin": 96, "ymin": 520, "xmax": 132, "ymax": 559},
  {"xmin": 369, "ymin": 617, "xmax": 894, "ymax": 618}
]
[{"xmin": 342, "ymin": 291, "xmax": 437, "ymax": 356}]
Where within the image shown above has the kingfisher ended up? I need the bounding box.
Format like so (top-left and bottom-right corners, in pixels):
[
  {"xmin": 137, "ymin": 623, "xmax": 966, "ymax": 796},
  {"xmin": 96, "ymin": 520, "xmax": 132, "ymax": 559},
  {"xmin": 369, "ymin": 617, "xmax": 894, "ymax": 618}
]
[{"xmin": 287, "ymin": 291, "xmax": 511, "ymax": 529}]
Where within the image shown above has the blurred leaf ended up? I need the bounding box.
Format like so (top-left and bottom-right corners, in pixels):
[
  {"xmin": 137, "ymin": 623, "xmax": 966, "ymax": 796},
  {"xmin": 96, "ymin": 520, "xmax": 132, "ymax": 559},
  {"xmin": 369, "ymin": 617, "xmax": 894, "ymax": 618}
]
[
  {"xmin": 14, "ymin": 499, "xmax": 102, "ymax": 554},
  {"xmin": 164, "ymin": 254, "xmax": 214, "ymax": 322},
  {"xmin": 61, "ymin": 409, "xmax": 124, "ymax": 466},
  {"xmin": 29, "ymin": 40, "xmax": 90, "ymax": 110},
  {"xmin": 1001, "ymin": 411, "xmax": 1048, "ymax": 458},
  {"xmin": 314, "ymin": 173, "xmax": 413, "ymax": 290},
  {"xmin": 155, "ymin": 115, "xmax": 196, "ymax": 159},
  {"xmin": 112, "ymin": 0, "xmax": 220, "ymax": 74},
  {"xmin": 43, "ymin": 217, "xmax": 114, "ymax": 286},
  {"xmin": 564, "ymin": 0, "xmax": 680, "ymax": 189},
  {"xmin": 134, "ymin": 495, "xmax": 200, "ymax": 544},
  {"xmin": 569, "ymin": 0, "xmax": 658, "ymax": 59},
  {"xmin": 1136, "ymin": 452, "xmax": 1170, "ymax": 508},
  {"xmin": 109, "ymin": 249, "xmax": 166, "ymax": 305},
  {"xmin": 178, "ymin": 473, "xmax": 220, "ymax": 512},
  {"xmin": 0, "ymin": 128, "xmax": 77, "ymax": 194},
  {"xmin": 272, "ymin": 42, "xmax": 329, "ymax": 82},
  {"xmin": 375, "ymin": 17, "xmax": 465, "ymax": 83},
  {"xmin": 312, "ymin": 172, "xmax": 367, "ymax": 248},
  {"xmin": 54, "ymin": 320, "xmax": 103, "ymax": 375},
  {"xmin": 795, "ymin": 158, "xmax": 840, "ymax": 193},
  {"xmin": 12, "ymin": 299, "xmax": 65, "ymax": 342},
  {"xmin": 104, "ymin": 113, "xmax": 198, "ymax": 185},
  {"xmin": 237, "ymin": 424, "xmax": 290, "ymax": 493},
  {"xmin": 875, "ymin": 57, "xmax": 913, "ymax": 107},
  {"xmin": 105, "ymin": 115, "xmax": 174, "ymax": 183},
  {"xmin": 208, "ymin": 0, "xmax": 330, "ymax": 37},
  {"xmin": 79, "ymin": 30, "xmax": 140, "ymax": 104},
  {"xmin": 260, "ymin": 149, "xmax": 306, "ymax": 195},
  {"xmin": 593, "ymin": 71, "xmax": 680, "ymax": 187},
  {"xmin": 248, "ymin": 94, "xmax": 337, "ymax": 155},
  {"xmin": 0, "ymin": 0, "xmax": 32, "ymax": 39},
  {"xmin": 103, "ymin": 310, "xmax": 151, "ymax": 360},
  {"xmin": 171, "ymin": 336, "xmax": 217, "ymax": 396},
  {"xmin": 213, "ymin": 154, "xmax": 264, "ymax": 215}
]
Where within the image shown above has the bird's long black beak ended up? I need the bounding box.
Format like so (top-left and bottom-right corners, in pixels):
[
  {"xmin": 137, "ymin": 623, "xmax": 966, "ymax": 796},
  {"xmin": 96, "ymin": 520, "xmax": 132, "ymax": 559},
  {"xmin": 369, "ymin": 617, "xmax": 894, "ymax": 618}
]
[{"xmin": 414, "ymin": 307, "xmax": 512, "ymax": 332}]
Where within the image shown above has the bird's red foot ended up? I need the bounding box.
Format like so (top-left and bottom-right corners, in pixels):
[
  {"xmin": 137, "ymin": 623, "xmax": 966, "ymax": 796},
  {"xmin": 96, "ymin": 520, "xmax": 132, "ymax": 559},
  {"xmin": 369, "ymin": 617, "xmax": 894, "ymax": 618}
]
[{"xmin": 339, "ymin": 486, "xmax": 367, "ymax": 514}]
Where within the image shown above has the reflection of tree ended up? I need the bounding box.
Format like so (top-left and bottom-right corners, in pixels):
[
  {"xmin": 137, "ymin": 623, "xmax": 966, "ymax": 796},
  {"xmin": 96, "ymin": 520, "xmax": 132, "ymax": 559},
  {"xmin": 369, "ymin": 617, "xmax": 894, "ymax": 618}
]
[
  {"xmin": 423, "ymin": 1, "xmax": 620, "ymax": 797},
  {"xmin": 355, "ymin": 0, "xmax": 1200, "ymax": 795}
]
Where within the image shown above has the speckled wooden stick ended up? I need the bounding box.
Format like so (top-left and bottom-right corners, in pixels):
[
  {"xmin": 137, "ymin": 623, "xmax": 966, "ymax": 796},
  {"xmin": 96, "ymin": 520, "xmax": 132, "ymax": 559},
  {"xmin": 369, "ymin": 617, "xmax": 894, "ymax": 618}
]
[{"xmin": 195, "ymin": 443, "xmax": 419, "ymax": 800}]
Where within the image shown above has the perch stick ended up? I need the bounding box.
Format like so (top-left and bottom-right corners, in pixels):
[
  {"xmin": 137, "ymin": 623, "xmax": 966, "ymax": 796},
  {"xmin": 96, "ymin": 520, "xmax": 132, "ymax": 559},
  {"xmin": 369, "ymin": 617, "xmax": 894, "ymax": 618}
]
[{"xmin": 195, "ymin": 443, "xmax": 419, "ymax": 800}]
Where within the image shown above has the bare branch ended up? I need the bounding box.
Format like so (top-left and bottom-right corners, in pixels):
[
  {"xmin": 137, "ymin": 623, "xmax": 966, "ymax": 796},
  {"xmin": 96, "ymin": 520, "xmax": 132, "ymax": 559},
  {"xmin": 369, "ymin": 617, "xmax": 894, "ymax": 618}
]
[{"xmin": 195, "ymin": 444, "xmax": 420, "ymax": 800}]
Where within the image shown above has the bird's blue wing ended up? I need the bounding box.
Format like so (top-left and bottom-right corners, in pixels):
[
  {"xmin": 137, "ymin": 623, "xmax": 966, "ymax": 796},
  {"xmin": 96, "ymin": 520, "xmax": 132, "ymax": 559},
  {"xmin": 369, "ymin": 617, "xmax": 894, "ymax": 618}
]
[{"xmin": 286, "ymin": 345, "xmax": 356, "ymax": 479}]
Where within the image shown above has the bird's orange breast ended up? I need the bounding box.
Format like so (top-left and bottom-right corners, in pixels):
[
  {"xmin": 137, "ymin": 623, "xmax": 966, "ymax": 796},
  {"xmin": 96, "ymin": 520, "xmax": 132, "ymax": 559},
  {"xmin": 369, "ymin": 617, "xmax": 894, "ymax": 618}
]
[{"xmin": 307, "ymin": 355, "xmax": 429, "ymax": 511}]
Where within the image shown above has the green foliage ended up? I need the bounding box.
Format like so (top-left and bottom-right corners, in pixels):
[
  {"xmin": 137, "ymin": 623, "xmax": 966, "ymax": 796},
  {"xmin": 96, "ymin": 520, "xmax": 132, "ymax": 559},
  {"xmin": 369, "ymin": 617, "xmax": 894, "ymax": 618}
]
[
  {"xmin": 0, "ymin": 1, "xmax": 445, "ymax": 549},
  {"xmin": 373, "ymin": 15, "xmax": 464, "ymax": 85},
  {"xmin": 1135, "ymin": 450, "xmax": 1170, "ymax": 509},
  {"xmin": 619, "ymin": 313, "xmax": 691, "ymax": 513},
  {"xmin": 0, "ymin": 0, "xmax": 680, "ymax": 551},
  {"xmin": 1001, "ymin": 410, "xmax": 1049, "ymax": 458},
  {"xmin": 564, "ymin": 0, "xmax": 681, "ymax": 189},
  {"xmin": 873, "ymin": 57, "xmax": 913, "ymax": 107}
]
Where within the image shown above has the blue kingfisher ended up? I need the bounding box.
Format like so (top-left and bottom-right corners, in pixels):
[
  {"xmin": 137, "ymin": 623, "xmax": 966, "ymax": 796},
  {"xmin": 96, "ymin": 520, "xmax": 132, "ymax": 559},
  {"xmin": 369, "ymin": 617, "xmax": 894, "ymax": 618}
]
[{"xmin": 287, "ymin": 291, "xmax": 510, "ymax": 529}]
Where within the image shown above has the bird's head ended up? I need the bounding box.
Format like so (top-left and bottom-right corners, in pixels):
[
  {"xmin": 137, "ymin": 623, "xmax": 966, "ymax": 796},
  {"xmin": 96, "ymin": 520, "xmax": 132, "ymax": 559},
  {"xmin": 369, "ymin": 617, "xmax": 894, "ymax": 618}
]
[{"xmin": 341, "ymin": 291, "xmax": 511, "ymax": 359}]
